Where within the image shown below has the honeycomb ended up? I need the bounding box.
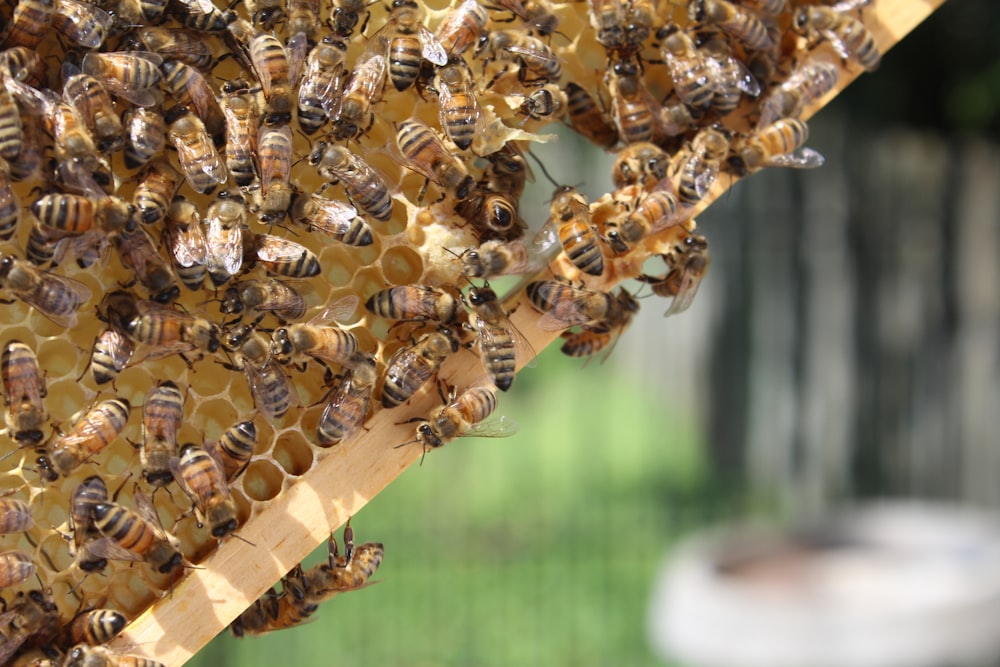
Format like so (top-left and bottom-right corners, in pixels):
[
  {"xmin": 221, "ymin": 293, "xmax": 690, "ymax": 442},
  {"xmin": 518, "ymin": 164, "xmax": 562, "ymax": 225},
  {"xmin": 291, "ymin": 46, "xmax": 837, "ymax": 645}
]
[{"xmin": 0, "ymin": 0, "xmax": 943, "ymax": 664}]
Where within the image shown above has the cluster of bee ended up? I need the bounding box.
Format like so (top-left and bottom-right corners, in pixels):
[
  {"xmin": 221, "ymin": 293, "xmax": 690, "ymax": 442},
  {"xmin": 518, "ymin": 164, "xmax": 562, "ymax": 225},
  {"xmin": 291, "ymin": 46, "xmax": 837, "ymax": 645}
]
[{"xmin": 0, "ymin": 0, "xmax": 883, "ymax": 660}]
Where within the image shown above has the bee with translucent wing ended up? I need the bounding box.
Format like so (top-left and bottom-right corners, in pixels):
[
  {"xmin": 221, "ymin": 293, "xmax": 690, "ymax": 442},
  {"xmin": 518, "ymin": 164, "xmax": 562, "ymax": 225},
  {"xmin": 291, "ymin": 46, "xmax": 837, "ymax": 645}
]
[{"xmin": 400, "ymin": 384, "xmax": 518, "ymax": 455}]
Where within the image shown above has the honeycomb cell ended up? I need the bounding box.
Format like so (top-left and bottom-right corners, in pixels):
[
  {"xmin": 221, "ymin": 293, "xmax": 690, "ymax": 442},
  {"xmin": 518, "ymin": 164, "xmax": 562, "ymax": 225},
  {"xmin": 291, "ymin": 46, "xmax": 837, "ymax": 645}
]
[
  {"xmin": 232, "ymin": 489, "xmax": 252, "ymax": 529},
  {"xmin": 108, "ymin": 569, "xmax": 161, "ymax": 618},
  {"xmin": 29, "ymin": 491, "xmax": 67, "ymax": 531},
  {"xmin": 242, "ymin": 460, "xmax": 284, "ymax": 502},
  {"xmin": 320, "ymin": 246, "xmax": 358, "ymax": 288},
  {"xmin": 37, "ymin": 532, "xmax": 73, "ymax": 573},
  {"xmin": 45, "ymin": 380, "xmax": 88, "ymax": 424},
  {"xmin": 192, "ymin": 399, "xmax": 240, "ymax": 442},
  {"xmin": 271, "ymin": 432, "xmax": 314, "ymax": 477},
  {"xmin": 381, "ymin": 245, "xmax": 425, "ymax": 285},
  {"xmin": 37, "ymin": 338, "xmax": 82, "ymax": 379}
]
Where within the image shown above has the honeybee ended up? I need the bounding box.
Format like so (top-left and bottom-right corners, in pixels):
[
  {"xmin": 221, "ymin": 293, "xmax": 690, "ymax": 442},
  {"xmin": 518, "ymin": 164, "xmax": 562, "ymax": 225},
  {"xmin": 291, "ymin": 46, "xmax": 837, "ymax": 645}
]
[
  {"xmin": 588, "ymin": 0, "xmax": 625, "ymax": 52},
  {"xmin": 287, "ymin": 0, "xmax": 322, "ymax": 41},
  {"xmin": 88, "ymin": 328, "xmax": 135, "ymax": 387},
  {"xmin": 222, "ymin": 324, "xmax": 297, "ymax": 425},
  {"xmin": 371, "ymin": 0, "xmax": 447, "ymax": 92},
  {"xmin": 250, "ymin": 32, "xmax": 305, "ymax": 126},
  {"xmin": 331, "ymin": 50, "xmax": 386, "ymax": 140},
  {"xmin": 0, "ymin": 46, "xmax": 47, "ymax": 87},
  {"xmin": 171, "ymin": 443, "xmax": 238, "ymax": 538},
  {"xmin": 309, "ymin": 143, "xmax": 394, "ymax": 222},
  {"xmin": 247, "ymin": 0, "xmax": 283, "ymax": 29},
  {"xmin": 607, "ymin": 55, "xmax": 660, "ymax": 145},
  {"xmin": 658, "ymin": 24, "xmax": 716, "ymax": 111},
  {"xmin": 688, "ymin": 0, "xmax": 773, "ymax": 51},
  {"xmin": 516, "ymin": 83, "xmax": 566, "ymax": 122},
  {"xmin": 255, "ymin": 124, "xmax": 294, "ymax": 223},
  {"xmin": 0, "ymin": 340, "xmax": 46, "ymax": 446},
  {"xmin": 297, "ymin": 37, "xmax": 347, "ymax": 136},
  {"xmin": 243, "ymin": 232, "xmax": 320, "ymax": 279},
  {"xmin": 465, "ymin": 285, "xmax": 532, "ymax": 392},
  {"xmin": 64, "ymin": 609, "xmax": 127, "ymax": 646},
  {"xmin": 675, "ymin": 126, "xmax": 728, "ymax": 205},
  {"xmin": 659, "ymin": 98, "xmax": 700, "ymax": 137},
  {"xmin": 525, "ymin": 279, "xmax": 620, "ymax": 331},
  {"xmin": 93, "ymin": 491, "xmax": 183, "ymax": 575},
  {"xmin": 290, "ymin": 193, "xmax": 373, "ymax": 247},
  {"xmin": 53, "ymin": 0, "xmax": 112, "ymax": 48},
  {"xmin": 396, "ymin": 118, "xmax": 474, "ymax": 200},
  {"xmin": 9, "ymin": 107, "xmax": 43, "ymax": 182},
  {"xmin": 205, "ymin": 419, "xmax": 256, "ymax": 481},
  {"xmin": 757, "ymin": 56, "xmax": 840, "ymax": 128},
  {"xmin": 0, "ymin": 497, "xmax": 32, "ymax": 534},
  {"xmin": 161, "ymin": 60, "xmax": 226, "ymax": 143},
  {"xmin": 407, "ymin": 385, "xmax": 517, "ymax": 452},
  {"xmin": 605, "ymin": 185, "xmax": 680, "ymax": 253},
  {"xmin": 138, "ymin": 27, "xmax": 215, "ymax": 70},
  {"xmin": 167, "ymin": 107, "xmax": 227, "ymax": 195},
  {"xmin": 80, "ymin": 51, "xmax": 163, "ymax": 107},
  {"xmin": 47, "ymin": 398, "xmax": 131, "ymax": 477},
  {"xmin": 0, "ymin": 87, "xmax": 22, "ymax": 163},
  {"xmin": 141, "ymin": 380, "xmax": 183, "ymax": 487},
  {"xmin": 2, "ymin": 0, "xmax": 54, "ymax": 50},
  {"xmin": 638, "ymin": 232, "xmax": 710, "ymax": 316},
  {"xmin": 123, "ymin": 108, "xmax": 167, "ymax": 169},
  {"xmin": 434, "ymin": 57, "xmax": 481, "ymax": 151},
  {"xmin": 223, "ymin": 15, "xmax": 254, "ymax": 73},
  {"xmin": 67, "ymin": 475, "xmax": 119, "ymax": 572},
  {"xmin": 551, "ymin": 186, "xmax": 603, "ymax": 277},
  {"xmin": 330, "ymin": 0, "xmax": 370, "ymax": 38},
  {"xmin": 455, "ymin": 190, "xmax": 522, "ymax": 242},
  {"xmin": 480, "ymin": 142, "xmax": 531, "ymax": 201},
  {"xmin": 728, "ymin": 117, "xmax": 824, "ymax": 176},
  {"xmin": 491, "ymin": 0, "xmax": 559, "ymax": 36},
  {"xmin": 697, "ymin": 28, "xmax": 761, "ymax": 114},
  {"xmin": 0, "ymin": 167, "xmax": 20, "ymax": 242},
  {"xmin": 220, "ymin": 80, "xmax": 258, "ymax": 188},
  {"xmin": 126, "ymin": 300, "xmax": 222, "ymax": 361},
  {"xmin": 0, "ymin": 590, "xmax": 59, "ymax": 666},
  {"xmin": 317, "ymin": 352, "xmax": 376, "ymax": 446},
  {"xmin": 167, "ymin": 0, "xmax": 229, "ymax": 31},
  {"xmin": 459, "ymin": 224, "xmax": 560, "ymax": 279},
  {"xmin": 133, "ymin": 160, "xmax": 178, "ymax": 225},
  {"xmin": 164, "ymin": 197, "xmax": 208, "ymax": 291},
  {"xmin": 381, "ymin": 329, "xmax": 458, "ymax": 408},
  {"xmin": 231, "ymin": 522, "xmax": 383, "ymax": 636},
  {"xmin": 559, "ymin": 288, "xmax": 639, "ymax": 360},
  {"xmin": 435, "ymin": 0, "xmax": 488, "ymax": 57},
  {"xmin": 60, "ymin": 66, "xmax": 122, "ymax": 154},
  {"xmin": 114, "ymin": 223, "xmax": 181, "ymax": 304},
  {"xmin": 204, "ymin": 190, "xmax": 245, "ymax": 286},
  {"xmin": 270, "ymin": 296, "xmax": 359, "ymax": 367},
  {"xmin": 791, "ymin": 0, "xmax": 880, "ymax": 72},
  {"xmin": 62, "ymin": 645, "xmax": 164, "ymax": 667},
  {"xmin": 0, "ymin": 551, "xmax": 35, "ymax": 588},
  {"xmin": 0, "ymin": 255, "xmax": 92, "ymax": 328},
  {"xmin": 611, "ymin": 141, "xmax": 668, "ymax": 189},
  {"xmin": 474, "ymin": 30, "xmax": 562, "ymax": 84},
  {"xmin": 366, "ymin": 285, "xmax": 461, "ymax": 325},
  {"xmin": 7, "ymin": 79, "xmax": 101, "ymax": 170},
  {"xmin": 564, "ymin": 82, "xmax": 618, "ymax": 149},
  {"xmin": 220, "ymin": 280, "xmax": 305, "ymax": 328}
]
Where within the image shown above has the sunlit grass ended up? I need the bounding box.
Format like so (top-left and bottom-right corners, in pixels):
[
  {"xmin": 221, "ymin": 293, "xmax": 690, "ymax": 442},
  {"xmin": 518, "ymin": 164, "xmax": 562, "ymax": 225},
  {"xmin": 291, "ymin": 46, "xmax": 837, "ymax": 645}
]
[{"xmin": 196, "ymin": 348, "xmax": 729, "ymax": 667}]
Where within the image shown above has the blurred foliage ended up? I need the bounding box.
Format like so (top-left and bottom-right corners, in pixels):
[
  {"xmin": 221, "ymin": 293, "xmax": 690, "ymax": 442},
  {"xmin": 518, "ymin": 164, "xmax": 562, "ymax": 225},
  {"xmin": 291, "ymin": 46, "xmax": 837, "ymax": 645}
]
[{"xmin": 840, "ymin": 1, "xmax": 1000, "ymax": 136}]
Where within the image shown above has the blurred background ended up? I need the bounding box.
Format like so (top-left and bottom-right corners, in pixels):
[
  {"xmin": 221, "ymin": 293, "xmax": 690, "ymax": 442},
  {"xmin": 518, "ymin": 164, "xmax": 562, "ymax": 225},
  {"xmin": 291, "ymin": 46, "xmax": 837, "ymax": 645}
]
[{"xmin": 189, "ymin": 2, "xmax": 1000, "ymax": 665}]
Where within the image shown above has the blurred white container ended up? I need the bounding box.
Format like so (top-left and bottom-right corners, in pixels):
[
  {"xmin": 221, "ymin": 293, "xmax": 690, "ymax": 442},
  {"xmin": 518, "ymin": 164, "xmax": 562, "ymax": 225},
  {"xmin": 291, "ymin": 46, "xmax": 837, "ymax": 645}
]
[{"xmin": 648, "ymin": 501, "xmax": 1000, "ymax": 667}]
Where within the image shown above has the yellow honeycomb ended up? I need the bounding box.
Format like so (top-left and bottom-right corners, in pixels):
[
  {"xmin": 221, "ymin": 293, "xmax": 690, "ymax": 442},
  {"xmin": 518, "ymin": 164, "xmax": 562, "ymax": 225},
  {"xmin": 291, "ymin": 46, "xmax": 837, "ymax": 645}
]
[{"xmin": 0, "ymin": 0, "xmax": 944, "ymax": 664}]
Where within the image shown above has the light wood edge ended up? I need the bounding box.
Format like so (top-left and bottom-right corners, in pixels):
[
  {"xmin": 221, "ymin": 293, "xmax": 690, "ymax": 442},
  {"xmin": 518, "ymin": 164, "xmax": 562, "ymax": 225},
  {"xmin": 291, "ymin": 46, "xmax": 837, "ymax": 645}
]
[{"xmin": 108, "ymin": 0, "xmax": 949, "ymax": 664}]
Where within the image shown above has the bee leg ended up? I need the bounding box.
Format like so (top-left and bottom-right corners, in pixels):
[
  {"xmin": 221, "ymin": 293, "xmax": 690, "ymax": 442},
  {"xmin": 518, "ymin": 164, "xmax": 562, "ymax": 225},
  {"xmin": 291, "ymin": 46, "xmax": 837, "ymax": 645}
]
[{"xmin": 341, "ymin": 518, "xmax": 354, "ymax": 566}]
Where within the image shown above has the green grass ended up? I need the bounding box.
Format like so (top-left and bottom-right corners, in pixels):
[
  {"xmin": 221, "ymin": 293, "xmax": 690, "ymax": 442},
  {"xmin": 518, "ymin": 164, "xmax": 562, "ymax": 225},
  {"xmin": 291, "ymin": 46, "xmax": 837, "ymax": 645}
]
[{"xmin": 192, "ymin": 348, "xmax": 736, "ymax": 667}]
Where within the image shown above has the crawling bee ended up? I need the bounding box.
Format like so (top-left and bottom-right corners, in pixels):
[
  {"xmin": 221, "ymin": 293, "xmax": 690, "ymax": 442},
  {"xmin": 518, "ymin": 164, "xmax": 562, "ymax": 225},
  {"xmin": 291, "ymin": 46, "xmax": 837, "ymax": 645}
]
[
  {"xmin": 46, "ymin": 397, "xmax": 131, "ymax": 477},
  {"xmin": 0, "ymin": 255, "xmax": 92, "ymax": 328},
  {"xmin": 381, "ymin": 329, "xmax": 458, "ymax": 408},
  {"xmin": 316, "ymin": 353, "xmax": 377, "ymax": 446},
  {"xmin": 404, "ymin": 384, "xmax": 517, "ymax": 453},
  {"xmin": 91, "ymin": 490, "xmax": 184, "ymax": 575},
  {"xmin": 465, "ymin": 284, "xmax": 534, "ymax": 392},
  {"xmin": 222, "ymin": 324, "xmax": 298, "ymax": 426},
  {"xmin": 141, "ymin": 380, "xmax": 183, "ymax": 487},
  {"xmin": 1, "ymin": 339, "xmax": 47, "ymax": 445},
  {"xmin": 171, "ymin": 443, "xmax": 239, "ymax": 539}
]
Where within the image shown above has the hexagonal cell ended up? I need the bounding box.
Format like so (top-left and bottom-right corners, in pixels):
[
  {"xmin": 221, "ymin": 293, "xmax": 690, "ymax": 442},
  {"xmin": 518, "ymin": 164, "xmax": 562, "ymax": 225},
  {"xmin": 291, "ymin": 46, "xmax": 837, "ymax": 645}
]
[
  {"xmin": 30, "ymin": 489, "xmax": 67, "ymax": 531},
  {"xmin": 271, "ymin": 431, "xmax": 314, "ymax": 477},
  {"xmin": 241, "ymin": 460, "xmax": 284, "ymax": 502},
  {"xmin": 381, "ymin": 245, "xmax": 425, "ymax": 285},
  {"xmin": 45, "ymin": 379, "xmax": 88, "ymax": 425},
  {"xmin": 37, "ymin": 338, "xmax": 82, "ymax": 379},
  {"xmin": 108, "ymin": 569, "xmax": 161, "ymax": 618},
  {"xmin": 319, "ymin": 246, "xmax": 358, "ymax": 288},
  {"xmin": 190, "ymin": 398, "xmax": 240, "ymax": 443},
  {"xmin": 37, "ymin": 532, "xmax": 73, "ymax": 573}
]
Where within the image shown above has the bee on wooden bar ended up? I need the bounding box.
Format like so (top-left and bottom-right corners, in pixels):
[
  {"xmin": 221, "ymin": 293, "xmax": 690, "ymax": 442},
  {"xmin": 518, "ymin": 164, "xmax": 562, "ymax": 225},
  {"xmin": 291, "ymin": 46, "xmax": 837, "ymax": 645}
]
[
  {"xmin": 675, "ymin": 126, "xmax": 728, "ymax": 206},
  {"xmin": 791, "ymin": 0, "xmax": 880, "ymax": 72},
  {"xmin": 560, "ymin": 288, "xmax": 639, "ymax": 361},
  {"xmin": 611, "ymin": 141, "xmax": 668, "ymax": 190},
  {"xmin": 464, "ymin": 285, "xmax": 532, "ymax": 392},
  {"xmin": 727, "ymin": 117, "xmax": 824, "ymax": 176},
  {"xmin": 551, "ymin": 186, "xmax": 603, "ymax": 277},
  {"xmin": 526, "ymin": 280, "xmax": 622, "ymax": 331},
  {"xmin": 757, "ymin": 56, "xmax": 840, "ymax": 127},
  {"xmin": 381, "ymin": 328, "xmax": 458, "ymax": 408},
  {"xmin": 62, "ymin": 644, "xmax": 165, "ymax": 667},
  {"xmin": 638, "ymin": 232, "xmax": 711, "ymax": 316},
  {"xmin": 605, "ymin": 183, "xmax": 681, "ymax": 254},
  {"xmin": 63, "ymin": 609, "xmax": 127, "ymax": 646},
  {"xmin": 316, "ymin": 352, "xmax": 376, "ymax": 446},
  {"xmin": 171, "ymin": 443, "xmax": 239, "ymax": 538},
  {"xmin": 405, "ymin": 385, "xmax": 516, "ymax": 453}
]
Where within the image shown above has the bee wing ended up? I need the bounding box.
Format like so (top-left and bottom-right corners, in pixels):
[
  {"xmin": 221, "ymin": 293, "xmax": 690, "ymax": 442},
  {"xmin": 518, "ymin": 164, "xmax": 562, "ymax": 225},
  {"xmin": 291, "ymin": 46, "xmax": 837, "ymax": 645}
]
[
  {"xmin": 300, "ymin": 198, "xmax": 360, "ymax": 237},
  {"xmin": 309, "ymin": 294, "xmax": 361, "ymax": 326},
  {"xmin": 356, "ymin": 53, "xmax": 387, "ymax": 100},
  {"xmin": 286, "ymin": 30, "xmax": 309, "ymax": 84},
  {"xmin": 461, "ymin": 415, "xmax": 520, "ymax": 439},
  {"xmin": 766, "ymin": 147, "xmax": 825, "ymax": 170},
  {"xmin": 257, "ymin": 125, "xmax": 293, "ymax": 195},
  {"xmin": 133, "ymin": 489, "xmax": 167, "ymax": 533},
  {"xmin": 534, "ymin": 293, "xmax": 601, "ymax": 332},
  {"xmin": 251, "ymin": 234, "xmax": 309, "ymax": 264},
  {"xmin": 830, "ymin": 0, "xmax": 872, "ymax": 12},
  {"xmin": 94, "ymin": 328, "xmax": 135, "ymax": 373},
  {"xmin": 54, "ymin": 0, "xmax": 112, "ymax": 48},
  {"xmin": 720, "ymin": 55, "xmax": 760, "ymax": 97},
  {"xmin": 244, "ymin": 359, "xmax": 297, "ymax": 425},
  {"xmin": 504, "ymin": 43, "xmax": 561, "ymax": 69},
  {"xmin": 6, "ymin": 77, "xmax": 59, "ymax": 116},
  {"xmin": 53, "ymin": 160, "xmax": 109, "ymax": 200},
  {"xmin": 205, "ymin": 214, "xmax": 244, "ymax": 276},
  {"xmin": 475, "ymin": 311, "xmax": 536, "ymax": 373},
  {"xmin": 167, "ymin": 221, "xmax": 208, "ymax": 268},
  {"xmin": 417, "ymin": 26, "xmax": 448, "ymax": 66},
  {"xmin": 81, "ymin": 535, "xmax": 145, "ymax": 563},
  {"xmin": 20, "ymin": 272, "xmax": 93, "ymax": 329},
  {"xmin": 88, "ymin": 52, "xmax": 163, "ymax": 108},
  {"xmin": 819, "ymin": 28, "xmax": 854, "ymax": 63},
  {"xmin": 250, "ymin": 35, "xmax": 280, "ymax": 93},
  {"xmin": 319, "ymin": 379, "xmax": 373, "ymax": 444}
]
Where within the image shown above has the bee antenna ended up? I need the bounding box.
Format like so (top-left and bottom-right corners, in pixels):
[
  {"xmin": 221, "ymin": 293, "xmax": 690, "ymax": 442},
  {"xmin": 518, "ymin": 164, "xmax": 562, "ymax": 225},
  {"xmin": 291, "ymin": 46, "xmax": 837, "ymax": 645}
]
[
  {"xmin": 231, "ymin": 532, "xmax": 256, "ymax": 547},
  {"xmin": 526, "ymin": 148, "xmax": 561, "ymax": 189}
]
